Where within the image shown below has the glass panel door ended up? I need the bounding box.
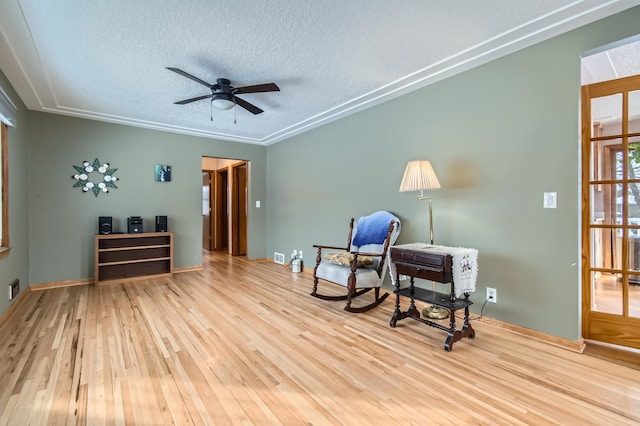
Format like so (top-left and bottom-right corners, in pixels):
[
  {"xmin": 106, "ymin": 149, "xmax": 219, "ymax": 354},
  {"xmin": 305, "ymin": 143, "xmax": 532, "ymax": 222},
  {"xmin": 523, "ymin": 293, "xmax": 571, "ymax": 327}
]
[{"xmin": 582, "ymin": 75, "xmax": 640, "ymax": 349}]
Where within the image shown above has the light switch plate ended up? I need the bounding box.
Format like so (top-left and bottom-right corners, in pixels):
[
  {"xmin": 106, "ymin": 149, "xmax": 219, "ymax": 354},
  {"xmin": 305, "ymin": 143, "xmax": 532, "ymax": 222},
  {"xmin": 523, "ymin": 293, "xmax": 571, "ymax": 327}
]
[
  {"xmin": 543, "ymin": 192, "xmax": 557, "ymax": 209},
  {"xmin": 256, "ymin": 200, "xmax": 261, "ymax": 208}
]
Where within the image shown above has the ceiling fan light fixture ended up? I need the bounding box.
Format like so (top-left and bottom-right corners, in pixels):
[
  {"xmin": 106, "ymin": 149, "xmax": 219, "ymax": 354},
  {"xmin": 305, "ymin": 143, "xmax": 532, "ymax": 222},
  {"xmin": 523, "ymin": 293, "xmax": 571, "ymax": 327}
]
[{"xmin": 211, "ymin": 93, "xmax": 235, "ymax": 110}]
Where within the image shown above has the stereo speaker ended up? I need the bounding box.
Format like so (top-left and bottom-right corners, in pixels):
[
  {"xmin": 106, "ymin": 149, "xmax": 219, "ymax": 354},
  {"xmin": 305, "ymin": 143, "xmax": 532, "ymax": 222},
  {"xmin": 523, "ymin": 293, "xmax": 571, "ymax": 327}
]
[
  {"xmin": 155, "ymin": 215, "xmax": 168, "ymax": 232},
  {"xmin": 99, "ymin": 216, "xmax": 112, "ymax": 235},
  {"xmin": 127, "ymin": 216, "xmax": 143, "ymax": 234}
]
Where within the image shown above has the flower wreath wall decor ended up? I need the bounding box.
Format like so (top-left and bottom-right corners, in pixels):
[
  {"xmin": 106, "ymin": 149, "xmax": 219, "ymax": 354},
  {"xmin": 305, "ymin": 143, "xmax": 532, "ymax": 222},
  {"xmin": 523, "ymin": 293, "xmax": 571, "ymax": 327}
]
[{"xmin": 71, "ymin": 158, "xmax": 119, "ymax": 197}]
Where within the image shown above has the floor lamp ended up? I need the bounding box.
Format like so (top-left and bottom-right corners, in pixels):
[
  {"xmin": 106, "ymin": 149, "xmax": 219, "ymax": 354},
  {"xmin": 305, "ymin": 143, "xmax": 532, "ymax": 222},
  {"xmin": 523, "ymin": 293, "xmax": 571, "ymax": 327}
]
[{"xmin": 399, "ymin": 160, "xmax": 449, "ymax": 320}]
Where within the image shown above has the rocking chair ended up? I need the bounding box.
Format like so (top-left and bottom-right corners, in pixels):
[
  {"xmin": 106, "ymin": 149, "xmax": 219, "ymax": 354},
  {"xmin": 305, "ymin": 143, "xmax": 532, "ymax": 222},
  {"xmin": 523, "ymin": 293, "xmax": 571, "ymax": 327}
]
[{"xmin": 311, "ymin": 211, "xmax": 401, "ymax": 313}]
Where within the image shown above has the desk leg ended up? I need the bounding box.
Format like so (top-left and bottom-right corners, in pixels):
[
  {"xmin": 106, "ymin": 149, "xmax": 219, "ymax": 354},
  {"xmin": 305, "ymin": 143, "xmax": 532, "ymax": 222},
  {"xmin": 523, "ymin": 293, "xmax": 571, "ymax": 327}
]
[
  {"xmin": 390, "ymin": 296, "xmax": 400, "ymax": 328},
  {"xmin": 461, "ymin": 299, "xmax": 475, "ymax": 339},
  {"xmin": 444, "ymin": 297, "xmax": 476, "ymax": 351},
  {"xmin": 390, "ymin": 272, "xmax": 403, "ymax": 327},
  {"xmin": 406, "ymin": 277, "xmax": 421, "ymax": 319},
  {"xmin": 443, "ymin": 307, "xmax": 457, "ymax": 351}
]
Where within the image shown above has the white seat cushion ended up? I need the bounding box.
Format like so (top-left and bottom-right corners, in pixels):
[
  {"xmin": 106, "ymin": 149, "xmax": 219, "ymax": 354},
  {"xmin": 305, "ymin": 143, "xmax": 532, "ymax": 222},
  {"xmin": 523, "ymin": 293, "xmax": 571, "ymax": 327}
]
[{"xmin": 315, "ymin": 261, "xmax": 381, "ymax": 288}]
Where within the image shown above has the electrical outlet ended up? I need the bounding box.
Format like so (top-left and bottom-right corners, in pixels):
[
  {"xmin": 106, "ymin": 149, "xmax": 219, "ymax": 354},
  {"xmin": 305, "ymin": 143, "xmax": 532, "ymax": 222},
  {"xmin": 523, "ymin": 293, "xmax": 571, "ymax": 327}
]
[
  {"xmin": 274, "ymin": 252, "xmax": 285, "ymax": 265},
  {"xmin": 486, "ymin": 287, "xmax": 497, "ymax": 303}
]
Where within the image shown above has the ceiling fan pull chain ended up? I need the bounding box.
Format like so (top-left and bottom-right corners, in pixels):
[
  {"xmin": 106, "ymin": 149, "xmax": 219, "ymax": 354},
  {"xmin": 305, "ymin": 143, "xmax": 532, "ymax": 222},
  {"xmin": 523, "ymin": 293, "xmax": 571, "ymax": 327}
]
[{"xmin": 210, "ymin": 100, "xmax": 213, "ymax": 122}]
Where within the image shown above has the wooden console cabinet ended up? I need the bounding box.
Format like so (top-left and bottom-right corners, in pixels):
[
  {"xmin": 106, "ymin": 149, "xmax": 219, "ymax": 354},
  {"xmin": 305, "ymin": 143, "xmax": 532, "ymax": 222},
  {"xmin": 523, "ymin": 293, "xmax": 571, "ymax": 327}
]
[{"xmin": 94, "ymin": 232, "xmax": 173, "ymax": 285}]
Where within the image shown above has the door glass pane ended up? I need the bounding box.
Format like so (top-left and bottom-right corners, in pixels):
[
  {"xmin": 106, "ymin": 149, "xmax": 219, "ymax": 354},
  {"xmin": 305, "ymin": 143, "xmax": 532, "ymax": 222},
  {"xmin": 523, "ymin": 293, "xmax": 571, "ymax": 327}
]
[
  {"xmin": 591, "ymin": 94, "xmax": 622, "ymax": 136},
  {"xmin": 629, "ymin": 237, "xmax": 640, "ymax": 272},
  {"xmin": 592, "ymin": 139, "xmax": 622, "ymax": 181},
  {"xmin": 628, "ymin": 182, "xmax": 640, "ymax": 227},
  {"xmin": 629, "ymin": 90, "xmax": 640, "ymax": 133},
  {"xmin": 591, "ymin": 228, "xmax": 623, "ymax": 270},
  {"xmin": 590, "ymin": 184, "xmax": 623, "ymax": 225},
  {"xmin": 627, "ymin": 136, "xmax": 640, "ymax": 179},
  {"xmin": 591, "ymin": 271, "xmax": 622, "ymax": 314},
  {"xmin": 630, "ymin": 276, "xmax": 640, "ymax": 318}
]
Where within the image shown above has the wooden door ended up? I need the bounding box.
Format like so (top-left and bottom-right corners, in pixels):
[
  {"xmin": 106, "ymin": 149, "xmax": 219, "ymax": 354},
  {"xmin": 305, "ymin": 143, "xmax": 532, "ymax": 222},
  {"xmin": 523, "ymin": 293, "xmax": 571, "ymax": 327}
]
[
  {"xmin": 231, "ymin": 162, "xmax": 247, "ymax": 256},
  {"xmin": 202, "ymin": 172, "xmax": 212, "ymax": 250},
  {"xmin": 582, "ymin": 74, "xmax": 640, "ymax": 349},
  {"xmin": 215, "ymin": 169, "xmax": 228, "ymax": 251}
]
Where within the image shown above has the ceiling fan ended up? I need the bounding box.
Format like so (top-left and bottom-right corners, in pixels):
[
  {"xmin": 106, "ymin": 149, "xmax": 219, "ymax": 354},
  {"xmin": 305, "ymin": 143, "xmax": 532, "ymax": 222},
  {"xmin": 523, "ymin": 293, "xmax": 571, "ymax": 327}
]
[{"xmin": 167, "ymin": 67, "xmax": 280, "ymax": 115}]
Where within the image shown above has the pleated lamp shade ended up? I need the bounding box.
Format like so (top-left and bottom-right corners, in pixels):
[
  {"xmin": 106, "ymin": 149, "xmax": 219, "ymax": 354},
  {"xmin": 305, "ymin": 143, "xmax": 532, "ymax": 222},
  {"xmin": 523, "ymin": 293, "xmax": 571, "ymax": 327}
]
[{"xmin": 399, "ymin": 160, "xmax": 441, "ymax": 192}]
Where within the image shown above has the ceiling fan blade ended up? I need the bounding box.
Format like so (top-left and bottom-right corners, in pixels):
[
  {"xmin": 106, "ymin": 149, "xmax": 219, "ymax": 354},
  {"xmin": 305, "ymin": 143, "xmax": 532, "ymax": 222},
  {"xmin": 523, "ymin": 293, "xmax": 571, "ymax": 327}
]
[
  {"xmin": 174, "ymin": 94, "xmax": 213, "ymax": 105},
  {"xmin": 234, "ymin": 96, "xmax": 264, "ymax": 115},
  {"xmin": 166, "ymin": 67, "xmax": 212, "ymax": 88},
  {"xmin": 234, "ymin": 82, "xmax": 280, "ymax": 94}
]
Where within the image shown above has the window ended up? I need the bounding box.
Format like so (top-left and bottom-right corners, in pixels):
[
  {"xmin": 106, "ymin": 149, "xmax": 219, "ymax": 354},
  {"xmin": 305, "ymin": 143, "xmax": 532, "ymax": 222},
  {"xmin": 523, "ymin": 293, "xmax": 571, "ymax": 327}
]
[
  {"xmin": 0, "ymin": 122, "xmax": 8, "ymax": 259},
  {"xmin": 0, "ymin": 85, "xmax": 15, "ymax": 260}
]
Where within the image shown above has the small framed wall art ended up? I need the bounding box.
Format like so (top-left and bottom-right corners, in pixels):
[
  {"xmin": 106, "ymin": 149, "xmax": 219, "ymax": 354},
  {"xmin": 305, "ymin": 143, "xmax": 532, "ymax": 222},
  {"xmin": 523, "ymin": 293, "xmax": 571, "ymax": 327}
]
[{"xmin": 155, "ymin": 164, "xmax": 172, "ymax": 182}]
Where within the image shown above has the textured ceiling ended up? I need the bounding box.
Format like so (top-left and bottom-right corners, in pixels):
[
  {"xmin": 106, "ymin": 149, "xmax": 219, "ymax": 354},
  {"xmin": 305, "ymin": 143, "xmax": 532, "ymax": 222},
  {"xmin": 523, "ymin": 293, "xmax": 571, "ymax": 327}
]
[{"xmin": 1, "ymin": 0, "xmax": 639, "ymax": 145}]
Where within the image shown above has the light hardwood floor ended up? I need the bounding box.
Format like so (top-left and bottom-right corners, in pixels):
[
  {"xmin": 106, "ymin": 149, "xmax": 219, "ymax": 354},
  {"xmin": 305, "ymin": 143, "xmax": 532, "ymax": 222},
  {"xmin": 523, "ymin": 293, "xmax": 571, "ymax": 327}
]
[{"xmin": 1, "ymin": 252, "xmax": 639, "ymax": 425}]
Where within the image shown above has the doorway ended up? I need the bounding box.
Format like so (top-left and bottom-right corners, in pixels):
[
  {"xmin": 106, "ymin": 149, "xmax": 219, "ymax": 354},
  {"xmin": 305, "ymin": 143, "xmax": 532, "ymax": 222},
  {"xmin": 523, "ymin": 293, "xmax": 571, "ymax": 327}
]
[
  {"xmin": 202, "ymin": 157, "xmax": 248, "ymax": 257},
  {"xmin": 581, "ymin": 39, "xmax": 640, "ymax": 349}
]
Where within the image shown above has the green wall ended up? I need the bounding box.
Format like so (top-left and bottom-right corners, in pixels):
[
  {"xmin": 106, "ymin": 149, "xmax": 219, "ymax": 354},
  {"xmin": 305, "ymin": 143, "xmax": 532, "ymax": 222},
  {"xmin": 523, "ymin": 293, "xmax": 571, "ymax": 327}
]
[
  {"xmin": 0, "ymin": 70, "xmax": 30, "ymax": 317},
  {"xmin": 3, "ymin": 6, "xmax": 640, "ymax": 339},
  {"xmin": 26, "ymin": 112, "xmax": 267, "ymax": 284},
  {"xmin": 267, "ymin": 7, "xmax": 640, "ymax": 340}
]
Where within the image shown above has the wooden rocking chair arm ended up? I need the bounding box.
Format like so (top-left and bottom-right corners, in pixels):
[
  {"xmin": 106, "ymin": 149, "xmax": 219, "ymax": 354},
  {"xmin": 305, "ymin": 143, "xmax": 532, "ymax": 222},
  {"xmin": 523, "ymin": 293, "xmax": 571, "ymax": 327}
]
[
  {"xmin": 313, "ymin": 244, "xmax": 349, "ymax": 250},
  {"xmin": 349, "ymin": 250, "xmax": 382, "ymax": 257}
]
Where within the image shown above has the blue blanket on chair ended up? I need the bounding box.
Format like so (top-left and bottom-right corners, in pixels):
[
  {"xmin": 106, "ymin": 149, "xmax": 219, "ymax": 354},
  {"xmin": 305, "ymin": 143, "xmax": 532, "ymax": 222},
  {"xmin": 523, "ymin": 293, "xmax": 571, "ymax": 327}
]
[{"xmin": 352, "ymin": 211, "xmax": 399, "ymax": 247}]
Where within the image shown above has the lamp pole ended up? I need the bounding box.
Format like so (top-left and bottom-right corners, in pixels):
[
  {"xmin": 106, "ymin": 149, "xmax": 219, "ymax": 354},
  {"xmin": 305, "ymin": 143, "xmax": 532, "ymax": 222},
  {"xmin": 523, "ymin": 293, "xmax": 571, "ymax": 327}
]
[{"xmin": 417, "ymin": 191, "xmax": 434, "ymax": 244}]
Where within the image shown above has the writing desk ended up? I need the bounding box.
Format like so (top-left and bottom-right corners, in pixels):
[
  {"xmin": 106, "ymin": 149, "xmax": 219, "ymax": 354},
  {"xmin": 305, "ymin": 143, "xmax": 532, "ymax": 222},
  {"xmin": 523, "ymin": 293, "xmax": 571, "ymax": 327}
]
[{"xmin": 389, "ymin": 244, "xmax": 476, "ymax": 351}]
